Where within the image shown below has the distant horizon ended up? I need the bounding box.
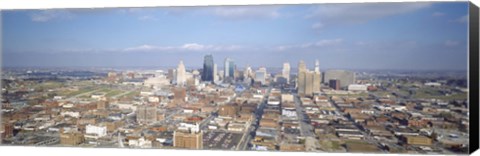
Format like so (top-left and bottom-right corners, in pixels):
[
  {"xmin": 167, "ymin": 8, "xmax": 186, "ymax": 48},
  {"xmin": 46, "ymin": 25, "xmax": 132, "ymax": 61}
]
[{"xmin": 1, "ymin": 65, "xmax": 469, "ymax": 72}]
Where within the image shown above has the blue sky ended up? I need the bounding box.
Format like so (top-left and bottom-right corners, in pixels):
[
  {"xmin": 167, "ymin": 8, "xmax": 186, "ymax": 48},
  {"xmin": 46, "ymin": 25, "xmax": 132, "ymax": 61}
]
[{"xmin": 1, "ymin": 2, "xmax": 469, "ymax": 70}]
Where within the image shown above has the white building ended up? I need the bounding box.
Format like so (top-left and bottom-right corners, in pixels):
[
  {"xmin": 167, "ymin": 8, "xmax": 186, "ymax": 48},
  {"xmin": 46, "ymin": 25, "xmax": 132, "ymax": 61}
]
[
  {"xmin": 85, "ymin": 124, "xmax": 107, "ymax": 138},
  {"xmin": 128, "ymin": 137, "xmax": 153, "ymax": 148},
  {"xmin": 424, "ymin": 82, "xmax": 441, "ymax": 87},
  {"xmin": 348, "ymin": 84, "xmax": 368, "ymax": 91},
  {"xmin": 255, "ymin": 67, "xmax": 267, "ymax": 85},
  {"xmin": 176, "ymin": 60, "xmax": 186, "ymax": 86},
  {"xmin": 60, "ymin": 111, "xmax": 80, "ymax": 118},
  {"xmin": 282, "ymin": 62, "xmax": 290, "ymax": 83}
]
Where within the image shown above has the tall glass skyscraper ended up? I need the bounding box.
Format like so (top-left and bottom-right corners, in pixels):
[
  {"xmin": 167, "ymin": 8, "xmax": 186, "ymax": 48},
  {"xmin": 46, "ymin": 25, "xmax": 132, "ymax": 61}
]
[
  {"xmin": 224, "ymin": 58, "xmax": 235, "ymax": 79},
  {"xmin": 202, "ymin": 54, "xmax": 214, "ymax": 82}
]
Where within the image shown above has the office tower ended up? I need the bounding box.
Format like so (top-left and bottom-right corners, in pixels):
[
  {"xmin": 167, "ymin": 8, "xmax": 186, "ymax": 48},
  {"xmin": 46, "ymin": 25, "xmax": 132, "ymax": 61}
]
[
  {"xmin": 282, "ymin": 62, "xmax": 291, "ymax": 84},
  {"xmin": 224, "ymin": 58, "xmax": 235, "ymax": 80},
  {"xmin": 329, "ymin": 79, "xmax": 341, "ymax": 90},
  {"xmin": 213, "ymin": 63, "xmax": 219, "ymax": 83},
  {"xmin": 229, "ymin": 60, "xmax": 235, "ymax": 78},
  {"xmin": 313, "ymin": 59, "xmax": 321, "ymax": 93},
  {"xmin": 244, "ymin": 65, "xmax": 253, "ymax": 79},
  {"xmin": 297, "ymin": 60, "xmax": 307, "ymax": 96},
  {"xmin": 173, "ymin": 130, "xmax": 203, "ymax": 149},
  {"xmin": 202, "ymin": 54, "xmax": 214, "ymax": 82},
  {"xmin": 324, "ymin": 70, "xmax": 355, "ymax": 88},
  {"xmin": 304, "ymin": 71, "xmax": 314, "ymax": 96},
  {"xmin": 297, "ymin": 60, "xmax": 321, "ymax": 97},
  {"xmin": 255, "ymin": 67, "xmax": 267, "ymax": 85},
  {"xmin": 298, "ymin": 60, "xmax": 307, "ymax": 73},
  {"xmin": 176, "ymin": 60, "xmax": 186, "ymax": 86},
  {"xmin": 136, "ymin": 105, "xmax": 157, "ymax": 125}
]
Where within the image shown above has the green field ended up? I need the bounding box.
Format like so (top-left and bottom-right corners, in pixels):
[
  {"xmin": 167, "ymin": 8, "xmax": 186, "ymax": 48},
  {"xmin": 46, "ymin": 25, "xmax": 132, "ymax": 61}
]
[{"xmin": 413, "ymin": 88, "xmax": 467, "ymax": 100}]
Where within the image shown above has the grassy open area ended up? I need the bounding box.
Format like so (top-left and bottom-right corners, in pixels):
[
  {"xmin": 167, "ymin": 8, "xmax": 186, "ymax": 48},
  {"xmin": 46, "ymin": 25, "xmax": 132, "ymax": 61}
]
[
  {"xmin": 65, "ymin": 88, "xmax": 94, "ymax": 96},
  {"xmin": 413, "ymin": 88, "xmax": 467, "ymax": 100},
  {"xmin": 344, "ymin": 140, "xmax": 380, "ymax": 152},
  {"xmin": 319, "ymin": 139, "xmax": 343, "ymax": 151},
  {"xmin": 106, "ymin": 90, "xmax": 124, "ymax": 97},
  {"xmin": 33, "ymin": 81, "xmax": 64, "ymax": 91}
]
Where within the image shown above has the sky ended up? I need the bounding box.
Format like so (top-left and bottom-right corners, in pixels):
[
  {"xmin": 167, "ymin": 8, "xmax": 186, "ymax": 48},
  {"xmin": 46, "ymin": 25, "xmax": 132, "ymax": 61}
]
[{"xmin": 1, "ymin": 2, "xmax": 470, "ymax": 70}]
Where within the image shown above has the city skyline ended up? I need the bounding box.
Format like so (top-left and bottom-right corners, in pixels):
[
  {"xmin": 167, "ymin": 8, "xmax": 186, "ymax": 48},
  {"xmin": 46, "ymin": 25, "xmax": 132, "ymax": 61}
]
[{"xmin": 2, "ymin": 2, "xmax": 469, "ymax": 70}]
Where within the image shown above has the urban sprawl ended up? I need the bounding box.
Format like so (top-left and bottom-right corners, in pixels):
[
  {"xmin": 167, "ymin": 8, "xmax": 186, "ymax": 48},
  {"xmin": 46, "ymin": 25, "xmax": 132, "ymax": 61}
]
[{"xmin": 0, "ymin": 54, "xmax": 470, "ymax": 154}]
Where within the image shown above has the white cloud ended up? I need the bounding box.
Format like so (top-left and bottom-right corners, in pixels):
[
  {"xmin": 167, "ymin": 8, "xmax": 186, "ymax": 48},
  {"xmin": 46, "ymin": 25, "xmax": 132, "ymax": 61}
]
[
  {"xmin": 180, "ymin": 43, "xmax": 242, "ymax": 51},
  {"xmin": 30, "ymin": 10, "xmax": 73, "ymax": 22},
  {"xmin": 314, "ymin": 39, "xmax": 343, "ymax": 46},
  {"xmin": 123, "ymin": 44, "xmax": 174, "ymax": 52},
  {"xmin": 432, "ymin": 12, "xmax": 445, "ymax": 17},
  {"xmin": 450, "ymin": 15, "xmax": 468, "ymax": 23},
  {"xmin": 306, "ymin": 3, "xmax": 431, "ymax": 28},
  {"xmin": 181, "ymin": 43, "xmax": 206, "ymax": 51},
  {"xmin": 275, "ymin": 39, "xmax": 343, "ymax": 51},
  {"xmin": 444, "ymin": 40, "xmax": 460, "ymax": 47},
  {"xmin": 123, "ymin": 43, "xmax": 242, "ymax": 52},
  {"xmin": 212, "ymin": 6, "xmax": 281, "ymax": 20},
  {"xmin": 138, "ymin": 15, "xmax": 157, "ymax": 21}
]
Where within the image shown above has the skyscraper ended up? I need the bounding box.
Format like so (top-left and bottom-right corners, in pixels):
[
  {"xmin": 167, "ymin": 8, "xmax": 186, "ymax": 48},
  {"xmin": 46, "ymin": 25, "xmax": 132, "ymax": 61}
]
[
  {"xmin": 314, "ymin": 59, "xmax": 320, "ymax": 73},
  {"xmin": 305, "ymin": 71, "xmax": 314, "ymax": 96},
  {"xmin": 244, "ymin": 65, "xmax": 253, "ymax": 84},
  {"xmin": 224, "ymin": 58, "xmax": 235, "ymax": 80},
  {"xmin": 297, "ymin": 60, "xmax": 321, "ymax": 97},
  {"xmin": 255, "ymin": 67, "xmax": 267, "ymax": 85},
  {"xmin": 202, "ymin": 54, "xmax": 214, "ymax": 82},
  {"xmin": 313, "ymin": 59, "xmax": 321, "ymax": 93},
  {"xmin": 213, "ymin": 63, "xmax": 219, "ymax": 83},
  {"xmin": 282, "ymin": 62, "xmax": 291, "ymax": 84},
  {"xmin": 297, "ymin": 60, "xmax": 307, "ymax": 96},
  {"xmin": 176, "ymin": 60, "xmax": 186, "ymax": 86}
]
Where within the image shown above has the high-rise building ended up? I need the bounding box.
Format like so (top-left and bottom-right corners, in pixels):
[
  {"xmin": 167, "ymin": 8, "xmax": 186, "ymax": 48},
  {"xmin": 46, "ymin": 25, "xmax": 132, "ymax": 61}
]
[
  {"xmin": 305, "ymin": 71, "xmax": 315, "ymax": 96},
  {"xmin": 173, "ymin": 130, "xmax": 203, "ymax": 149},
  {"xmin": 176, "ymin": 61, "xmax": 186, "ymax": 86},
  {"xmin": 329, "ymin": 79, "xmax": 341, "ymax": 90},
  {"xmin": 202, "ymin": 55, "xmax": 214, "ymax": 82},
  {"xmin": 313, "ymin": 59, "xmax": 321, "ymax": 93},
  {"xmin": 297, "ymin": 60, "xmax": 321, "ymax": 97},
  {"xmin": 255, "ymin": 67, "xmax": 267, "ymax": 85},
  {"xmin": 244, "ymin": 65, "xmax": 253, "ymax": 79},
  {"xmin": 314, "ymin": 59, "xmax": 320, "ymax": 73},
  {"xmin": 213, "ymin": 63, "xmax": 219, "ymax": 83},
  {"xmin": 136, "ymin": 105, "xmax": 157, "ymax": 125},
  {"xmin": 324, "ymin": 70, "xmax": 355, "ymax": 88},
  {"xmin": 224, "ymin": 58, "xmax": 235, "ymax": 80},
  {"xmin": 297, "ymin": 60, "xmax": 307, "ymax": 96},
  {"xmin": 282, "ymin": 62, "xmax": 291, "ymax": 84}
]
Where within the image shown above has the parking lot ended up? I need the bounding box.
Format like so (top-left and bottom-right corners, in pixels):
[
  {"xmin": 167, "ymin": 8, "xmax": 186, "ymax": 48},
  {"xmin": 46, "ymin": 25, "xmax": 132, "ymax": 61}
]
[{"xmin": 203, "ymin": 131, "xmax": 243, "ymax": 150}]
